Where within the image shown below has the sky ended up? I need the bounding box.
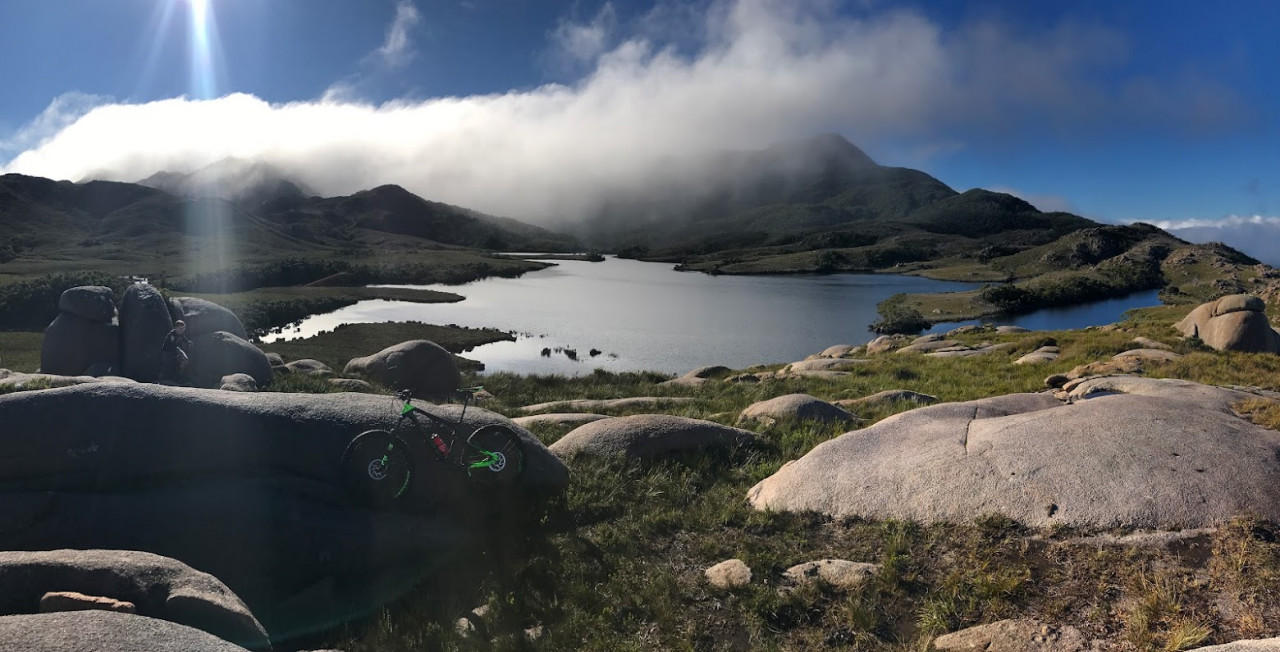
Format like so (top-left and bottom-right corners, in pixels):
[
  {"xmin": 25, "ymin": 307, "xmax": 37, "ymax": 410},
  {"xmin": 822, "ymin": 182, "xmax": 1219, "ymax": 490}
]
[{"xmin": 0, "ymin": 0, "xmax": 1277, "ymax": 260}]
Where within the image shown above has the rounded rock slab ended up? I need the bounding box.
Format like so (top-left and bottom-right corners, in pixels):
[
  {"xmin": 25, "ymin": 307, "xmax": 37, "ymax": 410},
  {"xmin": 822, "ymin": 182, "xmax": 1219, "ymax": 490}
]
[
  {"xmin": 344, "ymin": 339, "xmax": 460, "ymax": 400},
  {"xmin": 0, "ymin": 611, "xmax": 251, "ymax": 652},
  {"xmin": 1190, "ymin": 637, "xmax": 1280, "ymax": 650},
  {"xmin": 58, "ymin": 286, "xmax": 117, "ymax": 323},
  {"xmin": 40, "ymin": 312, "xmax": 119, "ymax": 376},
  {"xmin": 550, "ymin": 414, "xmax": 758, "ymax": 459},
  {"xmin": 833, "ymin": 389, "xmax": 938, "ymax": 409},
  {"xmin": 737, "ymin": 394, "xmax": 853, "ymax": 426},
  {"xmin": 749, "ymin": 380, "xmax": 1280, "ymax": 529},
  {"xmin": 512, "ymin": 413, "xmax": 610, "ymax": 428},
  {"xmin": 118, "ymin": 284, "xmax": 174, "ymax": 383},
  {"xmin": 0, "ymin": 549, "xmax": 267, "ymax": 649},
  {"xmin": 219, "ymin": 374, "xmax": 258, "ymax": 392},
  {"xmin": 518, "ymin": 397, "xmax": 696, "ymax": 415},
  {"xmin": 933, "ymin": 619, "xmax": 1087, "ymax": 652},
  {"xmin": 169, "ymin": 297, "xmax": 248, "ymax": 341},
  {"xmin": 189, "ymin": 332, "xmax": 272, "ymax": 389}
]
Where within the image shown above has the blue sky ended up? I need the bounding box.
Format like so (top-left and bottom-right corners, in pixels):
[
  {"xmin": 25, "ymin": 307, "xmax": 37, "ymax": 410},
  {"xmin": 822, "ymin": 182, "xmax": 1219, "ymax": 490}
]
[{"xmin": 1, "ymin": 0, "xmax": 1277, "ymax": 253}]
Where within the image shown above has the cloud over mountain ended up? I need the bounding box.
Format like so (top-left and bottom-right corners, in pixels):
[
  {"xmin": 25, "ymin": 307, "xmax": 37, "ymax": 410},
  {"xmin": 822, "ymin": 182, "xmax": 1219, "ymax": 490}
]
[
  {"xmin": 1148, "ymin": 215, "xmax": 1280, "ymax": 266},
  {"xmin": 2, "ymin": 0, "xmax": 1250, "ymax": 226}
]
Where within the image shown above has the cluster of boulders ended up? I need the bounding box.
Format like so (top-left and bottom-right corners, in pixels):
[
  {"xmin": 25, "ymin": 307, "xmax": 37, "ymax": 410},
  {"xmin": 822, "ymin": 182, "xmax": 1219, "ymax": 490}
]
[
  {"xmin": 33, "ymin": 284, "xmax": 473, "ymax": 400},
  {"xmin": 1176, "ymin": 294, "xmax": 1280, "ymax": 353},
  {"xmin": 39, "ymin": 284, "xmax": 270, "ymax": 389}
]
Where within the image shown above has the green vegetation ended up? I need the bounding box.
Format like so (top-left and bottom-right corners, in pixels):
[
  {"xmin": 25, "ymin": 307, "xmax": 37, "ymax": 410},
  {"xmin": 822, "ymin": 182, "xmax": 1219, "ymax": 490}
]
[
  {"xmin": 260, "ymin": 321, "xmax": 513, "ymax": 373},
  {"xmin": 299, "ymin": 305, "xmax": 1280, "ymax": 651}
]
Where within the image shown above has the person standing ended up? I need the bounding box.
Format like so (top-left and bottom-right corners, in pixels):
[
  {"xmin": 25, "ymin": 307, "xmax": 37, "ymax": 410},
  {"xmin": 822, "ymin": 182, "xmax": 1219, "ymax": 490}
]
[{"xmin": 160, "ymin": 320, "xmax": 192, "ymax": 383}]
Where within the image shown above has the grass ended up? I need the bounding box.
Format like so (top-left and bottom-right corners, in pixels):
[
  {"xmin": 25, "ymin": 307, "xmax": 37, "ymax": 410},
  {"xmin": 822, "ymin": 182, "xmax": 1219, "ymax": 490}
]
[{"xmin": 0, "ymin": 331, "xmax": 42, "ymax": 373}]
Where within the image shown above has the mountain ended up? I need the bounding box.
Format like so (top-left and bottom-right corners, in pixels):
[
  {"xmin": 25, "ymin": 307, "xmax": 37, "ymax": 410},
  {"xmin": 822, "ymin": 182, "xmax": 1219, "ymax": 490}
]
[
  {"xmin": 0, "ymin": 173, "xmax": 581, "ymax": 275},
  {"xmin": 137, "ymin": 158, "xmax": 318, "ymax": 211},
  {"xmin": 582, "ymin": 133, "xmax": 1096, "ymax": 267}
]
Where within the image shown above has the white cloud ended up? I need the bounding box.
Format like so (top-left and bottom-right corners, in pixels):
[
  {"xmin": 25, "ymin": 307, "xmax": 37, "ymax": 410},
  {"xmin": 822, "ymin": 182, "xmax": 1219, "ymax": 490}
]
[
  {"xmin": 1144, "ymin": 215, "xmax": 1280, "ymax": 266},
  {"xmin": 323, "ymin": 1, "xmax": 423, "ymax": 102},
  {"xmin": 549, "ymin": 3, "xmax": 618, "ymax": 65},
  {"xmin": 0, "ymin": 92, "xmax": 112, "ymax": 157},
  {"xmin": 375, "ymin": 0, "xmax": 424, "ymax": 69},
  {"xmin": 1, "ymin": 0, "xmax": 1251, "ymax": 227}
]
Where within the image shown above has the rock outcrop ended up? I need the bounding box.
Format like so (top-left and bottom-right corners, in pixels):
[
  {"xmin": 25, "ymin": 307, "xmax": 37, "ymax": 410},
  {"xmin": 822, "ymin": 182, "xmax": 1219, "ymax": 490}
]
[
  {"xmin": 518, "ymin": 397, "xmax": 697, "ymax": 415},
  {"xmin": 0, "ymin": 549, "xmax": 268, "ymax": 649},
  {"xmin": 737, "ymin": 394, "xmax": 853, "ymax": 427},
  {"xmin": 188, "ymin": 332, "xmax": 273, "ymax": 389},
  {"xmin": 749, "ymin": 378, "xmax": 1280, "ymax": 528},
  {"xmin": 1174, "ymin": 294, "xmax": 1280, "ymax": 353},
  {"xmin": 119, "ymin": 284, "xmax": 175, "ymax": 382},
  {"xmin": 0, "ymin": 383, "xmax": 568, "ymax": 639},
  {"xmin": 550, "ymin": 415, "xmax": 757, "ymax": 459},
  {"xmin": 512, "ymin": 413, "xmax": 610, "ymax": 428},
  {"xmin": 169, "ymin": 297, "xmax": 248, "ymax": 340},
  {"xmin": 40, "ymin": 313, "xmax": 119, "ymax": 376},
  {"xmin": 0, "ymin": 611, "xmax": 252, "ymax": 652},
  {"xmin": 58, "ymin": 286, "xmax": 117, "ymax": 323},
  {"xmin": 833, "ymin": 389, "xmax": 937, "ymax": 409},
  {"xmin": 344, "ymin": 340, "xmax": 460, "ymax": 399},
  {"xmin": 933, "ymin": 619, "xmax": 1087, "ymax": 652}
]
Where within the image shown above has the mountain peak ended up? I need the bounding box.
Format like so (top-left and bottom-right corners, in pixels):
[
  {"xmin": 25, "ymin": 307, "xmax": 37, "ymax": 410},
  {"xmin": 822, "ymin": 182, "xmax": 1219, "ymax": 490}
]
[{"xmin": 766, "ymin": 133, "xmax": 878, "ymax": 169}]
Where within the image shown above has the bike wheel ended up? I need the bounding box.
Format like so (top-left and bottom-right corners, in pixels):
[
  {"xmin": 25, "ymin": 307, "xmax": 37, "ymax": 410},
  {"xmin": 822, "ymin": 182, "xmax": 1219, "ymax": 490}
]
[
  {"xmin": 463, "ymin": 425, "xmax": 524, "ymax": 483},
  {"xmin": 339, "ymin": 430, "xmax": 413, "ymax": 507}
]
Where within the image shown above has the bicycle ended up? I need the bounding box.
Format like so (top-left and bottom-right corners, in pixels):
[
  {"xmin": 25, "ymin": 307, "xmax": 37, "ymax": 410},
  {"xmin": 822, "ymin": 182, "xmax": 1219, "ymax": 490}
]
[{"xmin": 339, "ymin": 386, "xmax": 525, "ymax": 507}]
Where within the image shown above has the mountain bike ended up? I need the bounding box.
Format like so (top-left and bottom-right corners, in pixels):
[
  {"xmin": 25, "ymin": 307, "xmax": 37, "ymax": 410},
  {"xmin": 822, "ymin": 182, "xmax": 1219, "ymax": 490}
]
[{"xmin": 339, "ymin": 386, "xmax": 525, "ymax": 507}]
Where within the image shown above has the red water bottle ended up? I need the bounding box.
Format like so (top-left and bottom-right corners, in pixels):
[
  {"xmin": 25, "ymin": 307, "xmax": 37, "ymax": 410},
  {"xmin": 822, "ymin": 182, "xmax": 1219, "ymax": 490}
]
[{"xmin": 430, "ymin": 432, "xmax": 449, "ymax": 456}]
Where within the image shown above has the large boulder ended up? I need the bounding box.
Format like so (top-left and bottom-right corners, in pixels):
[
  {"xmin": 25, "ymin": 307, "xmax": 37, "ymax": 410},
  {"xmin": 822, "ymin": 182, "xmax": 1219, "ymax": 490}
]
[
  {"xmin": 0, "ymin": 611, "xmax": 251, "ymax": 652},
  {"xmin": 58, "ymin": 286, "xmax": 116, "ymax": 323},
  {"xmin": 40, "ymin": 313, "xmax": 119, "ymax": 376},
  {"xmin": 189, "ymin": 332, "xmax": 272, "ymax": 389},
  {"xmin": 737, "ymin": 394, "xmax": 853, "ymax": 427},
  {"xmin": 344, "ymin": 340, "xmax": 460, "ymax": 399},
  {"xmin": 1174, "ymin": 294, "xmax": 1280, "ymax": 353},
  {"xmin": 0, "ymin": 383, "xmax": 569, "ymax": 639},
  {"xmin": 118, "ymin": 284, "xmax": 174, "ymax": 382},
  {"xmin": 169, "ymin": 297, "xmax": 249, "ymax": 340},
  {"xmin": 0, "ymin": 549, "xmax": 268, "ymax": 649},
  {"xmin": 550, "ymin": 415, "xmax": 758, "ymax": 459},
  {"xmin": 748, "ymin": 378, "xmax": 1280, "ymax": 528}
]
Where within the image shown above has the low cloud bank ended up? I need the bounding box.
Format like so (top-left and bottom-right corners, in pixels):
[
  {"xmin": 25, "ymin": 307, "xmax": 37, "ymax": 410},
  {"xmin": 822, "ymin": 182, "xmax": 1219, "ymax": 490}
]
[
  {"xmin": 2, "ymin": 0, "xmax": 1248, "ymax": 226},
  {"xmin": 1147, "ymin": 215, "xmax": 1280, "ymax": 266}
]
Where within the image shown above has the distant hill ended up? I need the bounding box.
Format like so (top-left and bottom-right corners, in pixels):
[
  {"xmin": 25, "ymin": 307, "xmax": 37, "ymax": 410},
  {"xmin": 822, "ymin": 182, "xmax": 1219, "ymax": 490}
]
[
  {"xmin": 0, "ymin": 173, "xmax": 581, "ymax": 276},
  {"xmin": 137, "ymin": 158, "xmax": 317, "ymax": 211}
]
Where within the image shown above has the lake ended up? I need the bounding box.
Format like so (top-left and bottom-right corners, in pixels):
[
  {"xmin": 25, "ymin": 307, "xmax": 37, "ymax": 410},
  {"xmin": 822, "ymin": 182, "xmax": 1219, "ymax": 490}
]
[{"xmin": 261, "ymin": 257, "xmax": 1160, "ymax": 375}]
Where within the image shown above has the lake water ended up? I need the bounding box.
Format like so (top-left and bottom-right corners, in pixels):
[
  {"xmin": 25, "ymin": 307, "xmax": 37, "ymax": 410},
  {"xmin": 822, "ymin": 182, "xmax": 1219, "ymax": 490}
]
[{"xmin": 261, "ymin": 257, "xmax": 1160, "ymax": 375}]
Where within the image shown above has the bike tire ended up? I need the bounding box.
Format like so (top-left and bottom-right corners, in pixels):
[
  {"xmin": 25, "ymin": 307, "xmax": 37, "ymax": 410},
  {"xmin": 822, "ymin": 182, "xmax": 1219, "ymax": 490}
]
[
  {"xmin": 339, "ymin": 430, "xmax": 413, "ymax": 507},
  {"xmin": 463, "ymin": 425, "xmax": 525, "ymax": 483}
]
